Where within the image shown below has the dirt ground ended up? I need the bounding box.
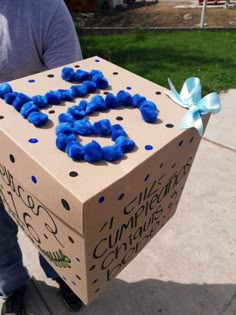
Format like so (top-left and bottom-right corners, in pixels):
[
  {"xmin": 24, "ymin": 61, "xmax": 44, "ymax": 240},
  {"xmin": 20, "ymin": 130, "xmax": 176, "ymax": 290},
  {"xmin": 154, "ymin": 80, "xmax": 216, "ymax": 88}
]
[{"xmin": 75, "ymin": 1, "xmax": 236, "ymax": 29}]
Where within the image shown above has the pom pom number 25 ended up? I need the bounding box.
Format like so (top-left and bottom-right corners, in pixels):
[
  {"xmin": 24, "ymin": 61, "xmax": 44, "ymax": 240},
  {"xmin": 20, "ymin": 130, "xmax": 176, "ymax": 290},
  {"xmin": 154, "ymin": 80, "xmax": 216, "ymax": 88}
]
[
  {"xmin": 57, "ymin": 67, "xmax": 159, "ymax": 163},
  {"xmin": 0, "ymin": 66, "xmax": 159, "ymax": 163}
]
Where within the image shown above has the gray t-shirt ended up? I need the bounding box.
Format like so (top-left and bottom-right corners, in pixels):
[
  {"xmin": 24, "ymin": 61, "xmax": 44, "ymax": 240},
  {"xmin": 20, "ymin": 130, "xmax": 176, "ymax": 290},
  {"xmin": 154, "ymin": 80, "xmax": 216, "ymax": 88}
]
[{"xmin": 0, "ymin": 0, "xmax": 82, "ymax": 83}]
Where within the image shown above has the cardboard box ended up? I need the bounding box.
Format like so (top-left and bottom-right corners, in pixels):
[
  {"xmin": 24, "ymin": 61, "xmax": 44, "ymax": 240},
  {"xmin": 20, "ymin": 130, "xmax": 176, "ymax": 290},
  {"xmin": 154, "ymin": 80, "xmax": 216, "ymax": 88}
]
[{"xmin": 0, "ymin": 57, "xmax": 209, "ymax": 304}]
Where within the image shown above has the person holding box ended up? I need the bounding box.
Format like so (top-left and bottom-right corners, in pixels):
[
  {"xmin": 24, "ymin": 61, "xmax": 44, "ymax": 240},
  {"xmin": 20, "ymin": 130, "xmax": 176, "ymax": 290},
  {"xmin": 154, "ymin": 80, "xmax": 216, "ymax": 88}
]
[{"xmin": 0, "ymin": 0, "xmax": 84, "ymax": 314}]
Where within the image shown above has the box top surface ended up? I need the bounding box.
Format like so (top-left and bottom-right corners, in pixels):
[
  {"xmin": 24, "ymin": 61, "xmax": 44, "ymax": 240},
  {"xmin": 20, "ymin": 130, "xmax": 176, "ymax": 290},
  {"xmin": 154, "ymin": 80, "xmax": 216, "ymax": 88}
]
[{"xmin": 0, "ymin": 56, "xmax": 190, "ymax": 203}]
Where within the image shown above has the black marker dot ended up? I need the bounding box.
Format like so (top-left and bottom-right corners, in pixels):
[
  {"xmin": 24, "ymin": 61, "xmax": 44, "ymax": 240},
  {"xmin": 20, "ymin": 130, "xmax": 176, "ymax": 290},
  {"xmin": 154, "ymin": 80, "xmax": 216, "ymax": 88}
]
[
  {"xmin": 179, "ymin": 140, "xmax": 183, "ymax": 146},
  {"xmin": 190, "ymin": 136, "xmax": 194, "ymax": 143},
  {"xmin": 144, "ymin": 174, "xmax": 150, "ymax": 181},
  {"xmin": 44, "ymin": 234, "xmax": 48, "ymax": 239},
  {"xmin": 92, "ymin": 279, "xmax": 98, "ymax": 284},
  {"xmin": 118, "ymin": 193, "xmax": 124, "ymax": 200},
  {"xmin": 113, "ymin": 72, "xmax": 119, "ymax": 75},
  {"xmin": 160, "ymin": 163, "xmax": 163, "ymax": 168},
  {"xmin": 171, "ymin": 163, "xmax": 176, "ymax": 169},
  {"xmin": 166, "ymin": 123, "xmax": 174, "ymax": 128},
  {"xmin": 126, "ymin": 86, "xmax": 132, "ymax": 90},
  {"xmin": 76, "ymin": 275, "xmax": 81, "ymax": 280},
  {"xmin": 155, "ymin": 91, "xmax": 161, "ymax": 95},
  {"xmin": 61, "ymin": 199, "xmax": 70, "ymax": 211},
  {"xmin": 89, "ymin": 265, "xmax": 96, "ymax": 271},
  {"xmin": 48, "ymin": 110, "xmax": 55, "ymax": 114},
  {"xmin": 47, "ymin": 74, "xmax": 54, "ymax": 78},
  {"xmin": 0, "ymin": 116, "xmax": 4, "ymax": 119},
  {"xmin": 103, "ymin": 91, "xmax": 109, "ymax": 95},
  {"xmin": 116, "ymin": 116, "xmax": 123, "ymax": 121},
  {"xmin": 69, "ymin": 171, "xmax": 78, "ymax": 178},
  {"xmin": 63, "ymin": 276, "xmax": 67, "ymax": 281},
  {"xmin": 95, "ymin": 288, "xmax": 100, "ymax": 293},
  {"xmin": 72, "ymin": 281, "xmax": 76, "ymax": 286},
  {"xmin": 9, "ymin": 154, "xmax": 15, "ymax": 163},
  {"xmin": 74, "ymin": 65, "xmax": 80, "ymax": 68},
  {"xmin": 76, "ymin": 257, "xmax": 80, "ymax": 262},
  {"xmin": 68, "ymin": 236, "xmax": 74, "ymax": 244}
]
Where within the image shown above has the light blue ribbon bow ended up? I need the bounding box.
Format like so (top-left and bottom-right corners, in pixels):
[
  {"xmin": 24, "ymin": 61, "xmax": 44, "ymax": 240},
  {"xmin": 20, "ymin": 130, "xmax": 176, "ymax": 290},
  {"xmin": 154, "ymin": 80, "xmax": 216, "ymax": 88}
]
[{"xmin": 166, "ymin": 77, "xmax": 221, "ymax": 136}]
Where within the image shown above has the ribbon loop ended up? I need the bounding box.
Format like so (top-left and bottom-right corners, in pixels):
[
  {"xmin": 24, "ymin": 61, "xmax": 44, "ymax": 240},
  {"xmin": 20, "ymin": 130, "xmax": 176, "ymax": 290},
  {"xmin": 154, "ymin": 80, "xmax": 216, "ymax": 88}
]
[{"xmin": 166, "ymin": 77, "xmax": 221, "ymax": 136}]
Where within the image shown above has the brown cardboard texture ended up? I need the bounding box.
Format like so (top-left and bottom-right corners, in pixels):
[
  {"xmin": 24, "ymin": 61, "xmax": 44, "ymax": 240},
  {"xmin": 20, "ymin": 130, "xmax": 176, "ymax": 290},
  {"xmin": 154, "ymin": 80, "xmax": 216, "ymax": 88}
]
[{"xmin": 0, "ymin": 57, "xmax": 210, "ymax": 304}]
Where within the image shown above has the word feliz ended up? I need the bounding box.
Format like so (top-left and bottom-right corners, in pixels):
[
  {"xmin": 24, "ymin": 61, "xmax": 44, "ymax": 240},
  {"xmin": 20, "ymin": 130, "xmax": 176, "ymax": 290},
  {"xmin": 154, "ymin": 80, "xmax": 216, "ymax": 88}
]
[{"xmin": 0, "ymin": 67, "xmax": 159, "ymax": 162}]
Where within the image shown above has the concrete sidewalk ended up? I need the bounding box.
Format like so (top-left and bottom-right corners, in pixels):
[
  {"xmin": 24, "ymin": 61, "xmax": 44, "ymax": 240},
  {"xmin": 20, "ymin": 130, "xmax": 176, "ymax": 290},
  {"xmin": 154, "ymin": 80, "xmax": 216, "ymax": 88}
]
[{"xmin": 1, "ymin": 90, "xmax": 236, "ymax": 315}]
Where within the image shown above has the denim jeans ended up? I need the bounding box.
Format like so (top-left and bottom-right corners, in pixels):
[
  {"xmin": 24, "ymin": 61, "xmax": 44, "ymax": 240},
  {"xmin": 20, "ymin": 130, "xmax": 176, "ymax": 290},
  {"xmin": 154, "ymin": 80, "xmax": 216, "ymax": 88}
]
[{"xmin": 0, "ymin": 197, "xmax": 58, "ymax": 299}]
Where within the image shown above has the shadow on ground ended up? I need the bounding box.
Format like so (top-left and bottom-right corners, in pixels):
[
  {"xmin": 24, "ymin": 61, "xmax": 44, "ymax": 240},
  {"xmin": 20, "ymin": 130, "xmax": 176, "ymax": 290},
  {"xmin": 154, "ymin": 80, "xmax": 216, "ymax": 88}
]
[{"xmin": 30, "ymin": 278, "xmax": 236, "ymax": 315}]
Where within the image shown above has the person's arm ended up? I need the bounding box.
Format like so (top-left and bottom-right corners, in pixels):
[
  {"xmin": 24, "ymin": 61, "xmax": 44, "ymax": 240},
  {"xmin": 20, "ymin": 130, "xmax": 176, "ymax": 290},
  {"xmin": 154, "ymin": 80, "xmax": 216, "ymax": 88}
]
[{"xmin": 42, "ymin": 0, "xmax": 83, "ymax": 70}]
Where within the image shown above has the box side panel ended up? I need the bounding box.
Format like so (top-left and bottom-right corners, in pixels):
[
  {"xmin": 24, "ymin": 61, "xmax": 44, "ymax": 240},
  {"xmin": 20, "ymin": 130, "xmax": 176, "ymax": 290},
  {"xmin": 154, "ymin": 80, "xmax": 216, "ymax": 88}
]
[
  {"xmin": 0, "ymin": 175, "xmax": 89, "ymax": 304},
  {"xmin": 83, "ymin": 122, "xmax": 207, "ymax": 303}
]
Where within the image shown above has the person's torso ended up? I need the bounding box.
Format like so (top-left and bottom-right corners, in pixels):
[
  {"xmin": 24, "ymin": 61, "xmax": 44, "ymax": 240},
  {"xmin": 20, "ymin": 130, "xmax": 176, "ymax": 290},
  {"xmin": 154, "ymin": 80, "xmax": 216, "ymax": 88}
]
[{"xmin": 0, "ymin": 0, "xmax": 54, "ymax": 83}]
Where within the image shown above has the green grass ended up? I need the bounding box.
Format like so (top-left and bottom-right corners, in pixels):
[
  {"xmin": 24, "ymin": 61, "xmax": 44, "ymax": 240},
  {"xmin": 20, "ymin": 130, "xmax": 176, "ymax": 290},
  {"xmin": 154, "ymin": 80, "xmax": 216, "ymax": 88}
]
[{"xmin": 80, "ymin": 31, "xmax": 236, "ymax": 95}]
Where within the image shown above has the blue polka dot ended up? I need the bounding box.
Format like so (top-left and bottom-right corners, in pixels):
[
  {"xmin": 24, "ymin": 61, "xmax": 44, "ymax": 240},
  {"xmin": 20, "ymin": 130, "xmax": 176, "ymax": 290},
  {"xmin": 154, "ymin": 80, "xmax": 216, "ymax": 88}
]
[
  {"xmin": 126, "ymin": 86, "xmax": 132, "ymax": 90},
  {"xmin": 95, "ymin": 59, "xmax": 100, "ymax": 62},
  {"xmin": 29, "ymin": 138, "xmax": 38, "ymax": 144},
  {"xmin": 99, "ymin": 196, "xmax": 105, "ymax": 203},
  {"xmin": 144, "ymin": 174, "xmax": 149, "ymax": 181},
  {"xmin": 145, "ymin": 145, "xmax": 153, "ymax": 151},
  {"xmin": 31, "ymin": 176, "xmax": 37, "ymax": 184},
  {"xmin": 28, "ymin": 79, "xmax": 35, "ymax": 83}
]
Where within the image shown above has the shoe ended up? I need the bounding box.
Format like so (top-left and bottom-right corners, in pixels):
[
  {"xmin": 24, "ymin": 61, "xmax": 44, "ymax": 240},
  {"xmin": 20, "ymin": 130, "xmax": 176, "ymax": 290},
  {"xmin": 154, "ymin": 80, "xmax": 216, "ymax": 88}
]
[
  {"xmin": 55, "ymin": 278, "xmax": 84, "ymax": 312},
  {"xmin": 1, "ymin": 285, "xmax": 25, "ymax": 315}
]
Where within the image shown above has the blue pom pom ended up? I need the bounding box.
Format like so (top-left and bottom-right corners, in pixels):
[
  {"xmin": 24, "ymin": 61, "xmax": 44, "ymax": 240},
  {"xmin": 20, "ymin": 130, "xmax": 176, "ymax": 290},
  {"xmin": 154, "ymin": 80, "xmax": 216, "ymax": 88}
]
[
  {"xmin": 77, "ymin": 100, "xmax": 87, "ymax": 111},
  {"xmin": 90, "ymin": 70, "xmax": 103, "ymax": 78},
  {"xmin": 111, "ymin": 124, "xmax": 126, "ymax": 141},
  {"xmin": 12, "ymin": 93, "xmax": 31, "ymax": 112},
  {"xmin": 4, "ymin": 92, "xmax": 17, "ymax": 105},
  {"xmin": 71, "ymin": 85, "xmax": 87, "ymax": 97},
  {"xmin": 74, "ymin": 118, "xmax": 93, "ymax": 136},
  {"xmin": 56, "ymin": 133, "xmax": 76, "ymax": 151},
  {"xmin": 32, "ymin": 95, "xmax": 48, "ymax": 108},
  {"xmin": 61, "ymin": 67, "xmax": 75, "ymax": 82},
  {"xmin": 59, "ymin": 89, "xmax": 74, "ymax": 101},
  {"xmin": 139, "ymin": 101, "xmax": 158, "ymax": 123},
  {"xmin": 20, "ymin": 101, "xmax": 39, "ymax": 119},
  {"xmin": 132, "ymin": 94, "xmax": 146, "ymax": 108},
  {"xmin": 86, "ymin": 95, "xmax": 107, "ymax": 115},
  {"xmin": 117, "ymin": 90, "xmax": 132, "ymax": 107},
  {"xmin": 105, "ymin": 93, "xmax": 119, "ymax": 109},
  {"xmin": 92, "ymin": 75, "xmax": 109, "ymax": 90},
  {"xmin": 84, "ymin": 140, "xmax": 103, "ymax": 163},
  {"xmin": 66, "ymin": 141, "xmax": 84, "ymax": 160},
  {"xmin": 115, "ymin": 136, "xmax": 135, "ymax": 153},
  {"xmin": 67, "ymin": 105, "xmax": 85, "ymax": 120},
  {"xmin": 75, "ymin": 69, "xmax": 90, "ymax": 82},
  {"xmin": 93, "ymin": 119, "xmax": 112, "ymax": 136},
  {"xmin": 103, "ymin": 144, "xmax": 123, "ymax": 162},
  {"xmin": 46, "ymin": 91, "xmax": 61, "ymax": 105},
  {"xmin": 55, "ymin": 122, "xmax": 73, "ymax": 135},
  {"xmin": 85, "ymin": 101, "xmax": 97, "ymax": 115},
  {"xmin": 27, "ymin": 111, "xmax": 48, "ymax": 127},
  {"xmin": 82, "ymin": 81, "xmax": 97, "ymax": 93},
  {"xmin": 58, "ymin": 113, "xmax": 74, "ymax": 123},
  {"xmin": 0, "ymin": 83, "xmax": 13, "ymax": 99}
]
